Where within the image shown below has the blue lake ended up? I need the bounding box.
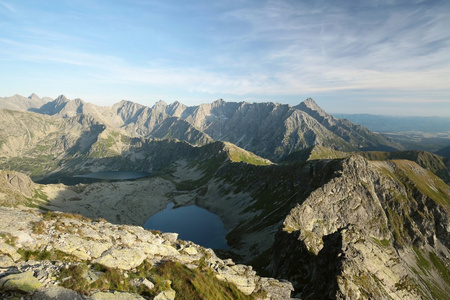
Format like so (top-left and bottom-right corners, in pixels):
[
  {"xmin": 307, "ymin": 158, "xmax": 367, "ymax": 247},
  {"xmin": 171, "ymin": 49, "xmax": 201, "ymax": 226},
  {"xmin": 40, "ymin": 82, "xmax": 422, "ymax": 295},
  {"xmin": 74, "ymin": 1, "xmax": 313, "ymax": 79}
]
[
  {"xmin": 74, "ymin": 171, "xmax": 149, "ymax": 180},
  {"xmin": 144, "ymin": 203, "xmax": 229, "ymax": 249}
]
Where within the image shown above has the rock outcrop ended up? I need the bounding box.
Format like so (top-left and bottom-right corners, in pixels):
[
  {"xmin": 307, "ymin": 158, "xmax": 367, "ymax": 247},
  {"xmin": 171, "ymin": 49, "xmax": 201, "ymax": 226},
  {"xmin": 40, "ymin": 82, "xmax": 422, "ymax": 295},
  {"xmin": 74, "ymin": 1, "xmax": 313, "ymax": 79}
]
[
  {"xmin": 270, "ymin": 156, "xmax": 450, "ymax": 299},
  {"xmin": 0, "ymin": 207, "xmax": 294, "ymax": 299}
]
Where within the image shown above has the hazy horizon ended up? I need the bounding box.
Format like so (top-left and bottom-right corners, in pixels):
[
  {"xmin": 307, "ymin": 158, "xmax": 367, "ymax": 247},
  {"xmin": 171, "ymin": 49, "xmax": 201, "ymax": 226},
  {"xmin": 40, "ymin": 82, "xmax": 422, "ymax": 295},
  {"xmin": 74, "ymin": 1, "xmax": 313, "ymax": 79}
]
[{"xmin": 1, "ymin": 0, "xmax": 449, "ymax": 116}]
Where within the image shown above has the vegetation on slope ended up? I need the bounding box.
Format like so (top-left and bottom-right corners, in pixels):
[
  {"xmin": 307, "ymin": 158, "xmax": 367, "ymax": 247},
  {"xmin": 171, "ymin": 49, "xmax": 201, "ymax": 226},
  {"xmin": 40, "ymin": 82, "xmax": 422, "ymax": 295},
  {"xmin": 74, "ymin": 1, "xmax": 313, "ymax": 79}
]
[
  {"xmin": 55, "ymin": 259, "xmax": 253, "ymax": 299},
  {"xmin": 279, "ymin": 145, "xmax": 349, "ymax": 163},
  {"xmin": 360, "ymin": 150, "xmax": 450, "ymax": 184}
]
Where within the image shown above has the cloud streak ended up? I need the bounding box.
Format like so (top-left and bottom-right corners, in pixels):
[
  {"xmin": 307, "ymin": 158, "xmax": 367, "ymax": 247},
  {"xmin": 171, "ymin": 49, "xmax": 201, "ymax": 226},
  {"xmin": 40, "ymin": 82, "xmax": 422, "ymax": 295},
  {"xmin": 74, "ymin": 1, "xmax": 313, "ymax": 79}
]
[
  {"xmin": 0, "ymin": 1, "xmax": 15, "ymax": 13},
  {"xmin": 0, "ymin": 0, "xmax": 449, "ymax": 115}
]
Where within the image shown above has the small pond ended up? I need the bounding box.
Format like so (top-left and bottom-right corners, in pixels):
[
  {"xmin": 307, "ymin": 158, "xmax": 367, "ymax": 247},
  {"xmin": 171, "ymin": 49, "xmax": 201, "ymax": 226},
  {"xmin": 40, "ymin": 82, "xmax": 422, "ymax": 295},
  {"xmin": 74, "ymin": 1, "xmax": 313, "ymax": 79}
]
[
  {"xmin": 74, "ymin": 171, "xmax": 149, "ymax": 180},
  {"xmin": 144, "ymin": 203, "xmax": 229, "ymax": 249}
]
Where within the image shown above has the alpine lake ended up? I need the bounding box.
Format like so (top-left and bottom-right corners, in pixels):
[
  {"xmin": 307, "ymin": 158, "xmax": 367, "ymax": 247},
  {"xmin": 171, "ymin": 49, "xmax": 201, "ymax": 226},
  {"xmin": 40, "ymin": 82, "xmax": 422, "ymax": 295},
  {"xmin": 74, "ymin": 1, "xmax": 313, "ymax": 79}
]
[
  {"xmin": 71, "ymin": 171, "xmax": 230, "ymax": 249},
  {"xmin": 144, "ymin": 203, "xmax": 229, "ymax": 250}
]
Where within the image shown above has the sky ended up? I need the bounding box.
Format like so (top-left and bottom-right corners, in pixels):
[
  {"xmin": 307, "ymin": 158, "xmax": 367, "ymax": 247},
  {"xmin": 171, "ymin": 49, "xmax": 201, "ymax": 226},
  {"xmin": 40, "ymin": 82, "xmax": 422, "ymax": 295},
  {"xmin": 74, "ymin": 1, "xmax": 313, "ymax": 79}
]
[{"xmin": 1, "ymin": 0, "xmax": 449, "ymax": 116}]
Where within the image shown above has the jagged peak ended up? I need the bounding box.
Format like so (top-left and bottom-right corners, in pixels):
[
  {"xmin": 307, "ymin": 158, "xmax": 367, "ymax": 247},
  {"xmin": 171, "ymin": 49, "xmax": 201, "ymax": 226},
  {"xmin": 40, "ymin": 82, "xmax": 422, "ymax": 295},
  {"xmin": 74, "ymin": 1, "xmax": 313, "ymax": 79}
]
[
  {"xmin": 114, "ymin": 99, "xmax": 137, "ymax": 107},
  {"xmin": 73, "ymin": 98, "xmax": 85, "ymax": 105},
  {"xmin": 55, "ymin": 94, "xmax": 69, "ymax": 103},
  {"xmin": 213, "ymin": 98, "xmax": 226, "ymax": 105},
  {"xmin": 112, "ymin": 100, "xmax": 146, "ymax": 112},
  {"xmin": 153, "ymin": 100, "xmax": 168, "ymax": 107},
  {"xmin": 28, "ymin": 93, "xmax": 40, "ymax": 101}
]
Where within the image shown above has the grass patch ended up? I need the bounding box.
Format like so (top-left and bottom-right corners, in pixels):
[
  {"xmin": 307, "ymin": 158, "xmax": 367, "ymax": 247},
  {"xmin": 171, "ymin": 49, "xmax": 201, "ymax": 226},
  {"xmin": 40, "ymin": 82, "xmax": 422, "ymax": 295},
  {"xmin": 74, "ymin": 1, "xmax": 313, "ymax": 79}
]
[
  {"xmin": 18, "ymin": 249, "xmax": 79, "ymax": 262},
  {"xmin": 31, "ymin": 220, "xmax": 46, "ymax": 234},
  {"xmin": 58, "ymin": 263, "xmax": 91, "ymax": 294},
  {"xmin": 34, "ymin": 188, "xmax": 49, "ymax": 202},
  {"xmin": 152, "ymin": 260, "xmax": 253, "ymax": 300},
  {"xmin": 371, "ymin": 237, "xmax": 390, "ymax": 248},
  {"xmin": 413, "ymin": 247, "xmax": 431, "ymax": 275},
  {"xmin": 429, "ymin": 251, "xmax": 450, "ymax": 285},
  {"xmin": 43, "ymin": 211, "xmax": 90, "ymax": 222},
  {"xmin": 392, "ymin": 160, "xmax": 450, "ymax": 207},
  {"xmin": 55, "ymin": 259, "xmax": 254, "ymax": 299},
  {"xmin": 386, "ymin": 207, "xmax": 407, "ymax": 247},
  {"xmin": 0, "ymin": 233, "xmax": 18, "ymax": 246}
]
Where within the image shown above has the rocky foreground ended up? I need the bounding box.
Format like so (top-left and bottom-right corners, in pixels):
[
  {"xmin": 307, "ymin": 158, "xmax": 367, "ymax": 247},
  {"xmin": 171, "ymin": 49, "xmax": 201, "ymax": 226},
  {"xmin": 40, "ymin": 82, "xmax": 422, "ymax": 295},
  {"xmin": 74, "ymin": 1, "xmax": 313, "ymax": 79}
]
[{"xmin": 0, "ymin": 207, "xmax": 294, "ymax": 299}]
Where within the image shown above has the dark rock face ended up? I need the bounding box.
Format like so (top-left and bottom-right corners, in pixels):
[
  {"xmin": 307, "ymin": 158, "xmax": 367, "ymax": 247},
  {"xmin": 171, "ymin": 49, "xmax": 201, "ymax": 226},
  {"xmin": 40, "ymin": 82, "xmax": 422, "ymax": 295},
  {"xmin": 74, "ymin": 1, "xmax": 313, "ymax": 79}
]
[{"xmin": 270, "ymin": 229, "xmax": 345, "ymax": 299}]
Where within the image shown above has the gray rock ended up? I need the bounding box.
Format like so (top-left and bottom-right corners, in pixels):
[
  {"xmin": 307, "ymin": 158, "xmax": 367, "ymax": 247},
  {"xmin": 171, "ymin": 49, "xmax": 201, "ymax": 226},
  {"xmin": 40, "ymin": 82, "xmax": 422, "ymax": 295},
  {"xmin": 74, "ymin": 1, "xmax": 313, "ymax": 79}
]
[
  {"xmin": 31, "ymin": 285, "xmax": 85, "ymax": 300},
  {"xmin": 131, "ymin": 277, "xmax": 154, "ymax": 291},
  {"xmin": 153, "ymin": 289, "xmax": 176, "ymax": 300},
  {"xmin": 215, "ymin": 265, "xmax": 256, "ymax": 295},
  {"xmin": 0, "ymin": 255, "xmax": 15, "ymax": 268},
  {"xmin": 161, "ymin": 233, "xmax": 178, "ymax": 243},
  {"xmin": 0, "ymin": 242, "xmax": 21, "ymax": 262},
  {"xmin": 0, "ymin": 271, "xmax": 43, "ymax": 293},
  {"xmin": 91, "ymin": 291, "xmax": 145, "ymax": 300},
  {"xmin": 92, "ymin": 247, "xmax": 147, "ymax": 270}
]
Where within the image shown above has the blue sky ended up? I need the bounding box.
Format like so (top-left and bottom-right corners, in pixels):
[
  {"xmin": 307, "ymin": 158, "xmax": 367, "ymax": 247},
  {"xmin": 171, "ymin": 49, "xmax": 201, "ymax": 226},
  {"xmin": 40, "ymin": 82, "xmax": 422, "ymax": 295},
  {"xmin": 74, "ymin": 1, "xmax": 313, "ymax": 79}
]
[{"xmin": 1, "ymin": 0, "xmax": 449, "ymax": 116}]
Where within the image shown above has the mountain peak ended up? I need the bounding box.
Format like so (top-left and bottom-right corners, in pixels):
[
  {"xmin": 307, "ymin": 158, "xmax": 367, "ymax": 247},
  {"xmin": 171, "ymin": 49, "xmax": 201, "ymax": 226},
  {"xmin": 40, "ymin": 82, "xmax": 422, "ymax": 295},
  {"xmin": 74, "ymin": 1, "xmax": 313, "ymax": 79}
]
[
  {"xmin": 213, "ymin": 99, "xmax": 225, "ymax": 105},
  {"xmin": 55, "ymin": 95, "xmax": 69, "ymax": 103},
  {"xmin": 296, "ymin": 97, "xmax": 330, "ymax": 118},
  {"xmin": 152, "ymin": 100, "xmax": 168, "ymax": 114},
  {"xmin": 28, "ymin": 93, "xmax": 40, "ymax": 101},
  {"xmin": 154, "ymin": 100, "xmax": 167, "ymax": 106},
  {"xmin": 300, "ymin": 98, "xmax": 321, "ymax": 110}
]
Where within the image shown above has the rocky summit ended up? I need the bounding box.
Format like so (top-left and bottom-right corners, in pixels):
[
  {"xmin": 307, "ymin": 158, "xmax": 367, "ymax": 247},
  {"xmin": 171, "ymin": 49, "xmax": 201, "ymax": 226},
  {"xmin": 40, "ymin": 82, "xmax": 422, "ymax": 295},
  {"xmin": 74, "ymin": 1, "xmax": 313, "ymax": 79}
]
[{"xmin": 0, "ymin": 94, "xmax": 449, "ymax": 299}]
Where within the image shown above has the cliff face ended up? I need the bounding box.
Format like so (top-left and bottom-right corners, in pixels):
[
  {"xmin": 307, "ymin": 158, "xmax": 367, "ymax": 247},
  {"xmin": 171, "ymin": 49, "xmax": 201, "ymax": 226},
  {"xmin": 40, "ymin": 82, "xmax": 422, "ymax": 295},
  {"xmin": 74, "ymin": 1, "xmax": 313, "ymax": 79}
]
[{"xmin": 271, "ymin": 156, "xmax": 450, "ymax": 299}]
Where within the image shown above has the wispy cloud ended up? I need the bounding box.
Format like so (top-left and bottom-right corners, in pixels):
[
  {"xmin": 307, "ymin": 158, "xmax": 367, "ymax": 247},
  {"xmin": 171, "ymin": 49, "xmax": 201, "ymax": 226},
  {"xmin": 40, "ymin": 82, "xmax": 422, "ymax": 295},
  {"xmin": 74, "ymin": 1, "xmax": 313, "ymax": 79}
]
[
  {"xmin": 0, "ymin": 0, "xmax": 448, "ymax": 115},
  {"xmin": 216, "ymin": 0, "xmax": 450, "ymax": 92},
  {"xmin": 0, "ymin": 1, "xmax": 15, "ymax": 13}
]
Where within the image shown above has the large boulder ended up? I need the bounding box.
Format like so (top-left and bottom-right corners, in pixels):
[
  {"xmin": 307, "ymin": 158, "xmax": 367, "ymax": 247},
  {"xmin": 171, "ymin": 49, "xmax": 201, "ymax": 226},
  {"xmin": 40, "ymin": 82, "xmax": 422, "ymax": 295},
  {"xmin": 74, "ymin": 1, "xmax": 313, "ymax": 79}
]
[{"xmin": 0, "ymin": 271, "xmax": 43, "ymax": 293}]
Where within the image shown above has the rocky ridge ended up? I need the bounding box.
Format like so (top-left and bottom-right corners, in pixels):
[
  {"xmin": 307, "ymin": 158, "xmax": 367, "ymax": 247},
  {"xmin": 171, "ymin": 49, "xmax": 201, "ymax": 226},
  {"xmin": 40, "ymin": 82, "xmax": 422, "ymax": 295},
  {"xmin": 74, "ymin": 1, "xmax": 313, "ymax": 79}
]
[
  {"xmin": 280, "ymin": 146, "xmax": 450, "ymax": 185},
  {"xmin": 0, "ymin": 94, "xmax": 49, "ymax": 112},
  {"xmin": 22, "ymin": 94, "xmax": 401, "ymax": 161},
  {"xmin": 0, "ymin": 207, "xmax": 294, "ymax": 299},
  {"xmin": 0, "ymin": 108, "xmax": 270, "ymax": 181},
  {"xmin": 271, "ymin": 156, "xmax": 450, "ymax": 299}
]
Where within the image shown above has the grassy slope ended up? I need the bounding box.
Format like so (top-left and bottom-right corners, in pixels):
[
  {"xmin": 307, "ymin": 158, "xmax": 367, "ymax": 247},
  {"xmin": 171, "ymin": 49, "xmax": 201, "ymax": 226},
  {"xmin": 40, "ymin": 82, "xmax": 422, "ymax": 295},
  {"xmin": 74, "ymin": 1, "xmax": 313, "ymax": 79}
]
[{"xmin": 361, "ymin": 150, "xmax": 450, "ymax": 184}]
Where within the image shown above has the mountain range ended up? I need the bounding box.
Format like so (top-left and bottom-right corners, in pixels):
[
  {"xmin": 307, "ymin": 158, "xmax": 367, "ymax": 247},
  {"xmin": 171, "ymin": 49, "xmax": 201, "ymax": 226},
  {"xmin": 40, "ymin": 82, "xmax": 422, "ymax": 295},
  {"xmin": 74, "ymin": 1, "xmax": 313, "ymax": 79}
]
[
  {"xmin": 1, "ymin": 94, "xmax": 401, "ymax": 162},
  {"xmin": 0, "ymin": 93, "xmax": 449, "ymax": 299}
]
